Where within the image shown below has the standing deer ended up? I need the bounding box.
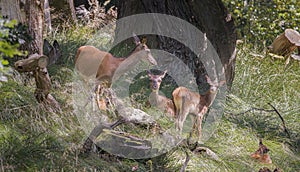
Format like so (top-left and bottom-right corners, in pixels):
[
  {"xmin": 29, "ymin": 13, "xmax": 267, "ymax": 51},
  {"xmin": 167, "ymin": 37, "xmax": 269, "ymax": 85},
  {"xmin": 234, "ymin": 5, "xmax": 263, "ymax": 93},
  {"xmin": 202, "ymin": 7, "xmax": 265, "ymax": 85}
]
[
  {"xmin": 75, "ymin": 34, "xmax": 157, "ymax": 110},
  {"xmin": 95, "ymin": 34, "xmax": 157, "ymax": 86},
  {"xmin": 172, "ymin": 75, "xmax": 225, "ymax": 141},
  {"xmin": 74, "ymin": 34, "xmax": 157, "ymax": 84},
  {"xmin": 147, "ymin": 70, "xmax": 175, "ymax": 117}
]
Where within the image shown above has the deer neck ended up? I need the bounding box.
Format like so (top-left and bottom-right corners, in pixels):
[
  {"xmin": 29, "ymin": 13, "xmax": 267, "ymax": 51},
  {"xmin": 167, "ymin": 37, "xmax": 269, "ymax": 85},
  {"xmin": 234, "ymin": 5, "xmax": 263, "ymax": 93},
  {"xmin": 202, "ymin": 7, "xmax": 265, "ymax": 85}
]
[{"xmin": 201, "ymin": 90, "xmax": 218, "ymax": 107}]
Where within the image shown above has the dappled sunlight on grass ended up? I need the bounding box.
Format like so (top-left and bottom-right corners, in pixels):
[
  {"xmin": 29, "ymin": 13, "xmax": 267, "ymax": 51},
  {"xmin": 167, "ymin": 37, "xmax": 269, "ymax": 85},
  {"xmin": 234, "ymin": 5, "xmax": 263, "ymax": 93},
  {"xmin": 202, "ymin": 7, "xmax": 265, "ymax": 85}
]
[{"xmin": 1, "ymin": 25, "xmax": 299, "ymax": 170}]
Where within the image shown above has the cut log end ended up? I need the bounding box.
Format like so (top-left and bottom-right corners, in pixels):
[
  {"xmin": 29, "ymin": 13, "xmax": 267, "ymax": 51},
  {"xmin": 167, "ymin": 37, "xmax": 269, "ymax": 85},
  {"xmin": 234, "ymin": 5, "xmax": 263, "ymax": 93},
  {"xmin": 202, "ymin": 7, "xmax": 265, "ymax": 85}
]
[{"xmin": 269, "ymin": 29, "xmax": 300, "ymax": 57}]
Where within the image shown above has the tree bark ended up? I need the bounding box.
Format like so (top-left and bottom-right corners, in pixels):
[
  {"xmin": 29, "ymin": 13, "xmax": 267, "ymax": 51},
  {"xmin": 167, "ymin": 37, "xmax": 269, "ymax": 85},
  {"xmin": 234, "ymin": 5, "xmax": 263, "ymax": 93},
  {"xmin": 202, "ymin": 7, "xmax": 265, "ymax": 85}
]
[
  {"xmin": 114, "ymin": 0, "xmax": 236, "ymax": 88},
  {"xmin": 69, "ymin": 0, "xmax": 78, "ymax": 24},
  {"xmin": 0, "ymin": 0, "xmax": 26, "ymax": 23},
  {"xmin": 44, "ymin": 0, "xmax": 52, "ymax": 33},
  {"xmin": 25, "ymin": 0, "xmax": 45, "ymax": 55}
]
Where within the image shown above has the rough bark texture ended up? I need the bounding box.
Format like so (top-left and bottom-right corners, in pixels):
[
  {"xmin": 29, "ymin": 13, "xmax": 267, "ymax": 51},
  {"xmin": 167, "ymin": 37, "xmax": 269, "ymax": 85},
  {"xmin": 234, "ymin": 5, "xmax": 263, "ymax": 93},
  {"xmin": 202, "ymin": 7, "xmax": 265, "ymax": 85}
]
[
  {"xmin": 0, "ymin": 0, "xmax": 26, "ymax": 23},
  {"xmin": 44, "ymin": 0, "xmax": 52, "ymax": 33},
  {"xmin": 14, "ymin": 54, "xmax": 61, "ymax": 111},
  {"xmin": 1, "ymin": 0, "xmax": 45, "ymax": 55},
  {"xmin": 25, "ymin": 0, "xmax": 45, "ymax": 54},
  {"xmin": 115, "ymin": 0, "xmax": 236, "ymax": 87}
]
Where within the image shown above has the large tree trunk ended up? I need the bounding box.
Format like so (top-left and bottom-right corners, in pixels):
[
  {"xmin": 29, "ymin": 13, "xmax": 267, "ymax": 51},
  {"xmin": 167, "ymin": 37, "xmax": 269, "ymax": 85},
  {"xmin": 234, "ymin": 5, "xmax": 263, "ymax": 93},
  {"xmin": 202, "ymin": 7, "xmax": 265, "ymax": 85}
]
[
  {"xmin": 25, "ymin": 0, "xmax": 45, "ymax": 54},
  {"xmin": 44, "ymin": 0, "xmax": 52, "ymax": 34},
  {"xmin": 115, "ymin": 0, "xmax": 236, "ymax": 88},
  {"xmin": 0, "ymin": 0, "xmax": 45, "ymax": 55},
  {"xmin": 0, "ymin": 0, "xmax": 26, "ymax": 23}
]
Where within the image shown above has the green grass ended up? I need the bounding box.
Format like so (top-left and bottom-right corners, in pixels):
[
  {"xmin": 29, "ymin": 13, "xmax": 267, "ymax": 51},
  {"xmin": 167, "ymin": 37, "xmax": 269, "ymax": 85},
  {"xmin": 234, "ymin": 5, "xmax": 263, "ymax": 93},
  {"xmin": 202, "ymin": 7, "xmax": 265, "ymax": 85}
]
[{"xmin": 0, "ymin": 25, "xmax": 299, "ymax": 171}]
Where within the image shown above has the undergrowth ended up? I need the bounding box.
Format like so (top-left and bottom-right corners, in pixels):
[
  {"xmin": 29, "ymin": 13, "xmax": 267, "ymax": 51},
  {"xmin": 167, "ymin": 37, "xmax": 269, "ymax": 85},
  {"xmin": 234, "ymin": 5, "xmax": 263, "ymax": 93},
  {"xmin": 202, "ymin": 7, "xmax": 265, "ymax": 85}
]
[{"xmin": 0, "ymin": 25, "xmax": 299, "ymax": 171}]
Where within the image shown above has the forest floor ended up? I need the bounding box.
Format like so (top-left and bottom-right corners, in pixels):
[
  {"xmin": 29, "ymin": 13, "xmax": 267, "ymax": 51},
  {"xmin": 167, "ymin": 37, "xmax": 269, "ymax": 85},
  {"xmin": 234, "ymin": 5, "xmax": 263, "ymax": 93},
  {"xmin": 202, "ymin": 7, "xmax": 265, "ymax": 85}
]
[{"xmin": 0, "ymin": 26, "xmax": 299, "ymax": 171}]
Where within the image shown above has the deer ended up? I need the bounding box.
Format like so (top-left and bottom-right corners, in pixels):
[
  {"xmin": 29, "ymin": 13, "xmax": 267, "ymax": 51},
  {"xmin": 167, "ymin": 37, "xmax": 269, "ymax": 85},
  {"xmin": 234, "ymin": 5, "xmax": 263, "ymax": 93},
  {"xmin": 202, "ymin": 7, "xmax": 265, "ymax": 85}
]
[
  {"xmin": 147, "ymin": 70, "xmax": 175, "ymax": 118},
  {"xmin": 75, "ymin": 34, "xmax": 157, "ymax": 110},
  {"xmin": 95, "ymin": 34, "xmax": 157, "ymax": 86},
  {"xmin": 74, "ymin": 45, "xmax": 107, "ymax": 79},
  {"xmin": 43, "ymin": 39, "xmax": 61, "ymax": 65},
  {"xmin": 251, "ymin": 138, "xmax": 272, "ymax": 164},
  {"xmin": 172, "ymin": 75, "xmax": 225, "ymax": 141}
]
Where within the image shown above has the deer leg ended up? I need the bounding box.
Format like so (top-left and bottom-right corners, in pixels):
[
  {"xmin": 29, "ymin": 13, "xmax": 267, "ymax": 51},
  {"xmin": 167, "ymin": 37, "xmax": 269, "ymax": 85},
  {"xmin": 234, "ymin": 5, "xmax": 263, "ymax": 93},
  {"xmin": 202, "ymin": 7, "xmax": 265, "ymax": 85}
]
[
  {"xmin": 178, "ymin": 107, "xmax": 189, "ymax": 136},
  {"xmin": 196, "ymin": 115, "xmax": 203, "ymax": 141},
  {"xmin": 176, "ymin": 97, "xmax": 187, "ymax": 133},
  {"xmin": 197, "ymin": 106, "xmax": 208, "ymax": 142},
  {"xmin": 174, "ymin": 99, "xmax": 181, "ymax": 131},
  {"xmin": 189, "ymin": 115, "xmax": 197, "ymax": 139}
]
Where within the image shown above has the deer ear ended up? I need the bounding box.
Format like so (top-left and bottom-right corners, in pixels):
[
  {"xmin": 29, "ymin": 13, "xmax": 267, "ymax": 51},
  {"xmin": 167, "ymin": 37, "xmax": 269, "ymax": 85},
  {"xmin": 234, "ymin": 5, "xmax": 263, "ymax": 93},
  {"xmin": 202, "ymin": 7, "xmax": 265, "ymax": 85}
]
[
  {"xmin": 141, "ymin": 37, "xmax": 147, "ymax": 44},
  {"xmin": 161, "ymin": 70, "xmax": 167, "ymax": 78},
  {"xmin": 43, "ymin": 39, "xmax": 52, "ymax": 55},
  {"xmin": 53, "ymin": 40, "xmax": 60, "ymax": 50},
  {"xmin": 205, "ymin": 75, "xmax": 212, "ymax": 83},
  {"xmin": 38, "ymin": 55, "xmax": 48, "ymax": 68},
  {"xmin": 133, "ymin": 33, "xmax": 141, "ymax": 45},
  {"xmin": 147, "ymin": 70, "xmax": 152, "ymax": 77}
]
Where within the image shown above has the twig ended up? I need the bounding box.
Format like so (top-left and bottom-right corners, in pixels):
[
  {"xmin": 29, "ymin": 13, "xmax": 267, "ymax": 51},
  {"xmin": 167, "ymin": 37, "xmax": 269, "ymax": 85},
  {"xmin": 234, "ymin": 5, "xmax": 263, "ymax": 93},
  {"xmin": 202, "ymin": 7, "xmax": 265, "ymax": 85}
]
[
  {"xmin": 267, "ymin": 103, "xmax": 290, "ymax": 138},
  {"xmin": 180, "ymin": 150, "xmax": 190, "ymax": 172},
  {"xmin": 231, "ymin": 104, "xmax": 291, "ymax": 138}
]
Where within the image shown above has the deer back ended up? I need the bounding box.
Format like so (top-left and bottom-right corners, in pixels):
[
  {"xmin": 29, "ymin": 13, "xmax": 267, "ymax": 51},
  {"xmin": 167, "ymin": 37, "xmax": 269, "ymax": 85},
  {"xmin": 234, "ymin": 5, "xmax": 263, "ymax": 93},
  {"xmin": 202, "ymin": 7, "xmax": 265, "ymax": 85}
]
[
  {"xmin": 172, "ymin": 87, "xmax": 201, "ymax": 115},
  {"xmin": 75, "ymin": 45, "xmax": 111, "ymax": 78}
]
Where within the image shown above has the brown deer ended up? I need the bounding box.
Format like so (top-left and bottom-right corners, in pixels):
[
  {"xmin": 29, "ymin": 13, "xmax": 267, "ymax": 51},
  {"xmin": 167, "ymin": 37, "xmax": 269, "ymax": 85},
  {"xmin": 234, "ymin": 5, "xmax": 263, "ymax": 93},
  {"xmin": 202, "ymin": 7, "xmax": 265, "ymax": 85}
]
[
  {"xmin": 147, "ymin": 70, "xmax": 175, "ymax": 117},
  {"xmin": 74, "ymin": 34, "xmax": 157, "ymax": 84},
  {"xmin": 74, "ymin": 45, "xmax": 107, "ymax": 79},
  {"xmin": 75, "ymin": 34, "xmax": 157, "ymax": 110},
  {"xmin": 95, "ymin": 34, "xmax": 157, "ymax": 86},
  {"xmin": 172, "ymin": 75, "xmax": 225, "ymax": 141},
  {"xmin": 251, "ymin": 139, "xmax": 272, "ymax": 164}
]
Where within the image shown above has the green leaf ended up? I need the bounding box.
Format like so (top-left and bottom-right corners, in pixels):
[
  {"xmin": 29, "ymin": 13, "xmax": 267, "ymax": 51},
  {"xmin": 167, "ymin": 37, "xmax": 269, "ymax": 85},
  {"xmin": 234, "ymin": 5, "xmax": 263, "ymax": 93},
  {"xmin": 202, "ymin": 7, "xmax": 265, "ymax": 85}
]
[
  {"xmin": 4, "ymin": 19, "xmax": 17, "ymax": 28},
  {"xmin": 2, "ymin": 59, "xmax": 9, "ymax": 65}
]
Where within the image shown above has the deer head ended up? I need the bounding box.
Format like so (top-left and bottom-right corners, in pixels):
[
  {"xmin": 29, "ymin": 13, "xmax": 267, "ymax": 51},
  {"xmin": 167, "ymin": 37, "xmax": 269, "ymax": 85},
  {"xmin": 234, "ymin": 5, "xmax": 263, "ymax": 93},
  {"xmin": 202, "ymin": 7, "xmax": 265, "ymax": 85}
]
[
  {"xmin": 43, "ymin": 39, "xmax": 61, "ymax": 66},
  {"xmin": 147, "ymin": 70, "xmax": 167, "ymax": 92},
  {"xmin": 131, "ymin": 34, "xmax": 157, "ymax": 66}
]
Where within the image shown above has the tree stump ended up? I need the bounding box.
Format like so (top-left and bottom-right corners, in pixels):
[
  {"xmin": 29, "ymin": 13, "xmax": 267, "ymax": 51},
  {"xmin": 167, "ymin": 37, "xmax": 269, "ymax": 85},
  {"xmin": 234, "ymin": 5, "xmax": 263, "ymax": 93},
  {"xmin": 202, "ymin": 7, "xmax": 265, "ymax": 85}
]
[
  {"xmin": 14, "ymin": 54, "xmax": 61, "ymax": 111},
  {"xmin": 269, "ymin": 29, "xmax": 300, "ymax": 57}
]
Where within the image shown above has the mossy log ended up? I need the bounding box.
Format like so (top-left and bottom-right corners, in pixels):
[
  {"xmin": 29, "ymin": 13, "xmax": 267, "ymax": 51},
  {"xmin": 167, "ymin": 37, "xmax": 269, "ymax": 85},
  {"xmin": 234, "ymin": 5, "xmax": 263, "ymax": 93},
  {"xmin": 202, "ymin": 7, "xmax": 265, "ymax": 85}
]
[{"xmin": 269, "ymin": 29, "xmax": 300, "ymax": 57}]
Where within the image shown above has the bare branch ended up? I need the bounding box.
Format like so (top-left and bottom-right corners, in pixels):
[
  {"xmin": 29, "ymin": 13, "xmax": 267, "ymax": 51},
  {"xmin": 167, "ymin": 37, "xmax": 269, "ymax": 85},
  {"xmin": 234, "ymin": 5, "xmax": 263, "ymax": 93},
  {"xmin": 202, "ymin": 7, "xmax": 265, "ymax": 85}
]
[
  {"xmin": 268, "ymin": 103, "xmax": 291, "ymax": 138},
  {"xmin": 231, "ymin": 104, "xmax": 290, "ymax": 138}
]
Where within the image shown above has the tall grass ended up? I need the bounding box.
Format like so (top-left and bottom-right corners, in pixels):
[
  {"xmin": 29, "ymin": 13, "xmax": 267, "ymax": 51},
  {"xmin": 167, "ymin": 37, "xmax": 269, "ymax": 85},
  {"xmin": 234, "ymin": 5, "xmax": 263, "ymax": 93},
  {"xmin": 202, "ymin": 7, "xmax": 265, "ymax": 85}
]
[{"xmin": 0, "ymin": 24, "xmax": 299, "ymax": 171}]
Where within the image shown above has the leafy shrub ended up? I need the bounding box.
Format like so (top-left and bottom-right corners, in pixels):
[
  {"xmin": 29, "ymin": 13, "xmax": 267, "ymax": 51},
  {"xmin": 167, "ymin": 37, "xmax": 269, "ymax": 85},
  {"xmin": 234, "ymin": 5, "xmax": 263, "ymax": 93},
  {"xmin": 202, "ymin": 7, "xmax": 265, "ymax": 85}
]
[
  {"xmin": 0, "ymin": 18, "xmax": 25, "ymax": 85},
  {"xmin": 223, "ymin": 0, "xmax": 300, "ymax": 46}
]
